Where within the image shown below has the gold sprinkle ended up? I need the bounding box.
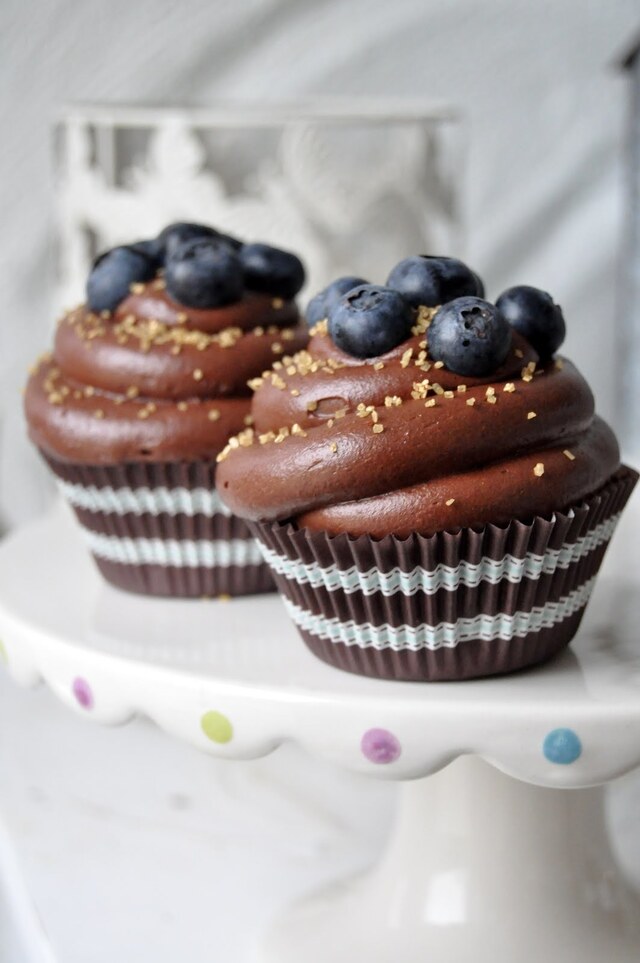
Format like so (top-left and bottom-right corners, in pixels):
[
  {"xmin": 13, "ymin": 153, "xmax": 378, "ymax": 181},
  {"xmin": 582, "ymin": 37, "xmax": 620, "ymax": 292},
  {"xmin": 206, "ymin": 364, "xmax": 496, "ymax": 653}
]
[
  {"xmin": 126, "ymin": 385, "xmax": 139, "ymax": 399},
  {"xmin": 445, "ymin": 498, "xmax": 455, "ymax": 506},
  {"xmin": 330, "ymin": 442, "xmax": 338, "ymax": 453},
  {"xmin": 271, "ymin": 342, "xmax": 283, "ymax": 354},
  {"xmin": 384, "ymin": 395, "xmax": 402, "ymax": 407},
  {"xmin": 425, "ymin": 398, "xmax": 437, "ymax": 408},
  {"xmin": 444, "ymin": 390, "xmax": 454, "ymax": 399},
  {"xmin": 563, "ymin": 449, "xmax": 576, "ymax": 461},
  {"xmin": 527, "ymin": 411, "xmax": 537, "ymax": 420},
  {"xmin": 400, "ymin": 348, "xmax": 413, "ymax": 368},
  {"xmin": 486, "ymin": 386, "xmax": 496, "ymax": 397},
  {"xmin": 291, "ymin": 423, "xmax": 307, "ymax": 437},
  {"xmin": 272, "ymin": 298, "xmax": 284, "ymax": 309},
  {"xmin": 138, "ymin": 409, "xmax": 149, "ymax": 419},
  {"xmin": 291, "ymin": 388, "xmax": 300, "ymax": 397},
  {"xmin": 208, "ymin": 409, "xmax": 221, "ymax": 421},
  {"xmin": 533, "ymin": 462, "xmax": 545, "ymax": 477},
  {"xmin": 248, "ymin": 377, "xmax": 263, "ymax": 391},
  {"xmin": 307, "ymin": 400, "xmax": 318, "ymax": 412},
  {"xmin": 373, "ymin": 361, "xmax": 385, "ymax": 370},
  {"xmin": 372, "ymin": 423, "xmax": 384, "ymax": 433},
  {"xmin": 218, "ymin": 593, "xmax": 231, "ymax": 602},
  {"xmin": 130, "ymin": 282, "xmax": 145, "ymax": 295},
  {"xmin": 466, "ymin": 397, "xmax": 476, "ymax": 406},
  {"xmin": 555, "ymin": 358, "xmax": 564, "ymax": 370},
  {"xmin": 177, "ymin": 402, "xmax": 188, "ymax": 412},
  {"xmin": 93, "ymin": 409, "xmax": 104, "ymax": 419},
  {"xmin": 193, "ymin": 369, "xmax": 203, "ymax": 382},
  {"xmin": 310, "ymin": 318, "xmax": 329, "ymax": 337},
  {"xmin": 153, "ymin": 278, "xmax": 166, "ymax": 290},
  {"xmin": 244, "ymin": 414, "xmax": 254, "ymax": 426},
  {"xmin": 457, "ymin": 384, "xmax": 467, "ymax": 393},
  {"xmin": 433, "ymin": 360, "xmax": 445, "ymax": 369},
  {"xmin": 514, "ymin": 348, "xmax": 524, "ymax": 358},
  {"xmin": 84, "ymin": 386, "xmax": 95, "ymax": 397},
  {"xmin": 503, "ymin": 382, "xmax": 516, "ymax": 393}
]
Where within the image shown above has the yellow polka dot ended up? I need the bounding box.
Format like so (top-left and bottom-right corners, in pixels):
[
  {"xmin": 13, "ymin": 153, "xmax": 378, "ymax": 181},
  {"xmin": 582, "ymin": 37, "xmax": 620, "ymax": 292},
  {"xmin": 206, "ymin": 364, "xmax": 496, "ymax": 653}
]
[{"xmin": 201, "ymin": 711, "xmax": 233, "ymax": 744}]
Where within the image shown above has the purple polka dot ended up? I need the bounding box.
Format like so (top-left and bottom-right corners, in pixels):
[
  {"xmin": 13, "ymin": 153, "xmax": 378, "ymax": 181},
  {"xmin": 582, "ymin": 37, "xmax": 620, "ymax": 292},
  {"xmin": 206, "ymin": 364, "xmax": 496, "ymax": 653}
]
[
  {"xmin": 361, "ymin": 728, "xmax": 401, "ymax": 764},
  {"xmin": 72, "ymin": 677, "xmax": 93, "ymax": 710}
]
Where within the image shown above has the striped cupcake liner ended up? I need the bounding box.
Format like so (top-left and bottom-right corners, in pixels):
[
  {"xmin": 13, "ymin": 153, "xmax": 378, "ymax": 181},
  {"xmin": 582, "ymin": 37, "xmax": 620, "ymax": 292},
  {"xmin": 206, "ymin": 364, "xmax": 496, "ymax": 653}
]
[
  {"xmin": 43, "ymin": 454, "xmax": 274, "ymax": 598},
  {"xmin": 249, "ymin": 467, "xmax": 638, "ymax": 681}
]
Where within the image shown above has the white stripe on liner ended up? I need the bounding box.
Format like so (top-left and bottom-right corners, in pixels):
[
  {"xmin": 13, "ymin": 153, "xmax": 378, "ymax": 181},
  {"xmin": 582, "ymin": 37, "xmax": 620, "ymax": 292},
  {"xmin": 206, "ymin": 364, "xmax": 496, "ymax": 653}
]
[
  {"xmin": 57, "ymin": 480, "xmax": 232, "ymax": 518},
  {"xmin": 257, "ymin": 512, "xmax": 620, "ymax": 597},
  {"xmin": 283, "ymin": 576, "xmax": 597, "ymax": 651},
  {"xmin": 82, "ymin": 529, "xmax": 264, "ymax": 568}
]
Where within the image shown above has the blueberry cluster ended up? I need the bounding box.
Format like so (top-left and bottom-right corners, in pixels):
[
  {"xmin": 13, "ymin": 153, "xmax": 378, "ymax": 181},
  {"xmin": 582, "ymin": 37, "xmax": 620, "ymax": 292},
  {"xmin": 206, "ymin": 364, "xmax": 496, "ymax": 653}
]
[
  {"xmin": 307, "ymin": 256, "xmax": 566, "ymax": 376},
  {"xmin": 86, "ymin": 222, "xmax": 306, "ymax": 313}
]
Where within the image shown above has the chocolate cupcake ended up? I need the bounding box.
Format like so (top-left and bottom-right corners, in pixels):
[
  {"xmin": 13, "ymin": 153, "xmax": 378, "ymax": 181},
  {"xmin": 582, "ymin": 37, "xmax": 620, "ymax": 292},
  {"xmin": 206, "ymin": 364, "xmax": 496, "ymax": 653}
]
[
  {"xmin": 24, "ymin": 223, "xmax": 308, "ymax": 597},
  {"xmin": 216, "ymin": 261, "xmax": 637, "ymax": 680}
]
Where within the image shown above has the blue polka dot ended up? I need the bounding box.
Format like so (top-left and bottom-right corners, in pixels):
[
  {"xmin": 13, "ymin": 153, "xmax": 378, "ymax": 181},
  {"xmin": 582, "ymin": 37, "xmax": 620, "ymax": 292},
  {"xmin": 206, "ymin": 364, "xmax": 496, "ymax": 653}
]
[{"xmin": 543, "ymin": 728, "xmax": 582, "ymax": 765}]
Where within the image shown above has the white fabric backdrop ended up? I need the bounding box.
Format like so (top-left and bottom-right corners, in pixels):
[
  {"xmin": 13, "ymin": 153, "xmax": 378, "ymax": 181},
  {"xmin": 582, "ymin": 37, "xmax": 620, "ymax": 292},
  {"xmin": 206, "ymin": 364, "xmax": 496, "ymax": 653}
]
[{"xmin": 1, "ymin": 3, "xmax": 639, "ymax": 961}]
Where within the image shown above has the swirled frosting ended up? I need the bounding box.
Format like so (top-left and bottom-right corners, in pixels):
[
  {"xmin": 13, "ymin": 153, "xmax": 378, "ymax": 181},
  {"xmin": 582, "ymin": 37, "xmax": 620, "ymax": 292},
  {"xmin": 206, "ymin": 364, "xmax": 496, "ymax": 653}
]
[
  {"xmin": 216, "ymin": 310, "xmax": 620, "ymax": 536},
  {"xmin": 25, "ymin": 281, "xmax": 308, "ymax": 465}
]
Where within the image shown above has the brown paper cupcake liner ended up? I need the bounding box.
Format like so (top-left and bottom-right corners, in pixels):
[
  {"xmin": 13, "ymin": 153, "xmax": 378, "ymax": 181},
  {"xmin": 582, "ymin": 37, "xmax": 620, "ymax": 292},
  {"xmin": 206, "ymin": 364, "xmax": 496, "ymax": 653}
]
[
  {"xmin": 42, "ymin": 453, "xmax": 274, "ymax": 598},
  {"xmin": 249, "ymin": 467, "xmax": 638, "ymax": 681}
]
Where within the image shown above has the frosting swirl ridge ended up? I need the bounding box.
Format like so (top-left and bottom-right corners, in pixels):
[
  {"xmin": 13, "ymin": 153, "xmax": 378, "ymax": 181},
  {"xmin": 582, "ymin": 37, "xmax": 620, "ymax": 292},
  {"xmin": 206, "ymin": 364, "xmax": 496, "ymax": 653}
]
[
  {"xmin": 216, "ymin": 322, "xmax": 620, "ymax": 535},
  {"xmin": 25, "ymin": 282, "xmax": 307, "ymax": 465}
]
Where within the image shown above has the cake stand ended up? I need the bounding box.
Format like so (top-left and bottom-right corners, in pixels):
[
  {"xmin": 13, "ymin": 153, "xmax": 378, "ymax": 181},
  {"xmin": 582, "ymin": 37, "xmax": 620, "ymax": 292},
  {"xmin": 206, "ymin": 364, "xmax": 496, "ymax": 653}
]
[{"xmin": 1, "ymin": 503, "xmax": 639, "ymax": 962}]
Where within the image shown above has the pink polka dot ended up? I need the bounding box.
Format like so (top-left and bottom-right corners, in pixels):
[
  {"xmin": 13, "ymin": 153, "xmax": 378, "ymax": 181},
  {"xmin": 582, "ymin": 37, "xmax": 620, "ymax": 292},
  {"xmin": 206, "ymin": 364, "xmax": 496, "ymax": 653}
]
[
  {"xmin": 361, "ymin": 728, "xmax": 401, "ymax": 764},
  {"xmin": 72, "ymin": 677, "xmax": 93, "ymax": 710}
]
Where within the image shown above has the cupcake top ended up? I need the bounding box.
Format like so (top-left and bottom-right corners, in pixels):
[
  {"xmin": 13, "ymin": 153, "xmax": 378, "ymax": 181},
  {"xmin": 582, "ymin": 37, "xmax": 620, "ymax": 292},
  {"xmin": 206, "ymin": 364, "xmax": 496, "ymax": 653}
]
[
  {"xmin": 216, "ymin": 256, "xmax": 620, "ymax": 537},
  {"xmin": 25, "ymin": 223, "xmax": 308, "ymax": 465}
]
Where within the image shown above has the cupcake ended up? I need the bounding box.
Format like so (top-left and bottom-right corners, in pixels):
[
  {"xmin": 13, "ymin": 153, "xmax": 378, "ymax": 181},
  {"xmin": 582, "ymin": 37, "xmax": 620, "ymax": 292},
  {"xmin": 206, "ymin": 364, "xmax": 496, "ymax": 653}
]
[
  {"xmin": 216, "ymin": 257, "xmax": 637, "ymax": 680},
  {"xmin": 24, "ymin": 222, "xmax": 308, "ymax": 597}
]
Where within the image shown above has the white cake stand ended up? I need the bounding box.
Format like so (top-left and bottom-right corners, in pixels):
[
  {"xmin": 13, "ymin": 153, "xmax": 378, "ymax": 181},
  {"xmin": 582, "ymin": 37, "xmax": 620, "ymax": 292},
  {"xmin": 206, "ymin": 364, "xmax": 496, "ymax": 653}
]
[{"xmin": 1, "ymin": 504, "xmax": 640, "ymax": 962}]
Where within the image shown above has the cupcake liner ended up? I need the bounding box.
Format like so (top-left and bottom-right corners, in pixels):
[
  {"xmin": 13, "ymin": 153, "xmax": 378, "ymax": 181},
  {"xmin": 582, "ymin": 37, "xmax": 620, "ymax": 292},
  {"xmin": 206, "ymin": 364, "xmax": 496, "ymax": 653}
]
[
  {"xmin": 43, "ymin": 453, "xmax": 274, "ymax": 598},
  {"xmin": 249, "ymin": 467, "xmax": 638, "ymax": 681}
]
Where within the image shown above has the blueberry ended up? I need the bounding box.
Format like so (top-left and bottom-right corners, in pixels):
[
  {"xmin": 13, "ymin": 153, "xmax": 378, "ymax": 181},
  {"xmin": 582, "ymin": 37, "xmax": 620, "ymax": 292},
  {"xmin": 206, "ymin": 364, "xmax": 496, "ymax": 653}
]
[
  {"xmin": 240, "ymin": 243, "xmax": 305, "ymax": 299},
  {"xmin": 86, "ymin": 246, "xmax": 157, "ymax": 313},
  {"xmin": 129, "ymin": 238, "xmax": 164, "ymax": 266},
  {"xmin": 165, "ymin": 237, "xmax": 244, "ymax": 308},
  {"xmin": 387, "ymin": 255, "xmax": 479, "ymax": 307},
  {"xmin": 496, "ymin": 286, "xmax": 566, "ymax": 360},
  {"xmin": 428, "ymin": 297, "xmax": 512, "ymax": 376},
  {"xmin": 471, "ymin": 271, "xmax": 485, "ymax": 298},
  {"xmin": 329, "ymin": 285, "xmax": 415, "ymax": 359},
  {"xmin": 306, "ymin": 276, "xmax": 368, "ymax": 327},
  {"xmin": 156, "ymin": 222, "xmax": 242, "ymax": 259}
]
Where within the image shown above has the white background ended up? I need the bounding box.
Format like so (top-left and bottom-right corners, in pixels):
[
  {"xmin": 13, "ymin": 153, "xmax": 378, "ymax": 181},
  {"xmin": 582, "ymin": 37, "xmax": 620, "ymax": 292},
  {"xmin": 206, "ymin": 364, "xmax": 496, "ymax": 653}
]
[{"xmin": 1, "ymin": 2, "xmax": 639, "ymax": 960}]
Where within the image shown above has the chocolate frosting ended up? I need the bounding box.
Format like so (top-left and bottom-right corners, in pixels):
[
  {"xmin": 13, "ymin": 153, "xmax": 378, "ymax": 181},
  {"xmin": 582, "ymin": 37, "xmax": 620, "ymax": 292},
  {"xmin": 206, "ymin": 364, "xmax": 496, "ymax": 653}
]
[
  {"xmin": 216, "ymin": 314, "xmax": 620, "ymax": 536},
  {"xmin": 25, "ymin": 281, "xmax": 308, "ymax": 465}
]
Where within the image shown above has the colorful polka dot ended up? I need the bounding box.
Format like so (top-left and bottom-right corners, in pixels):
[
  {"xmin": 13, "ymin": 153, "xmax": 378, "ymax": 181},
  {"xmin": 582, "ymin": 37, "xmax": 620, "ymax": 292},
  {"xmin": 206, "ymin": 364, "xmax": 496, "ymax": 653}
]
[
  {"xmin": 361, "ymin": 728, "xmax": 401, "ymax": 764},
  {"xmin": 201, "ymin": 710, "xmax": 233, "ymax": 744},
  {"xmin": 72, "ymin": 677, "xmax": 93, "ymax": 710},
  {"xmin": 543, "ymin": 728, "xmax": 582, "ymax": 765}
]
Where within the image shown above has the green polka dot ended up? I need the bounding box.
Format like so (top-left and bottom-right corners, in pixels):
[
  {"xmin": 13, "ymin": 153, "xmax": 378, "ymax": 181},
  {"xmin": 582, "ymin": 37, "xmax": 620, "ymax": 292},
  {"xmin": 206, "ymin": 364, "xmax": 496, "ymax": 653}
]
[
  {"xmin": 201, "ymin": 710, "xmax": 233, "ymax": 744},
  {"xmin": 0, "ymin": 641, "xmax": 7, "ymax": 665}
]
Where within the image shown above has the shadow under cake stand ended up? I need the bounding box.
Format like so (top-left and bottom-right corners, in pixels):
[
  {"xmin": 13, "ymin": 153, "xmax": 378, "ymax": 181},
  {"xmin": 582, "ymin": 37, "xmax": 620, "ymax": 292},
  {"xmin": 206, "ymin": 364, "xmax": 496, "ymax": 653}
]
[{"xmin": 1, "ymin": 504, "xmax": 639, "ymax": 962}]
